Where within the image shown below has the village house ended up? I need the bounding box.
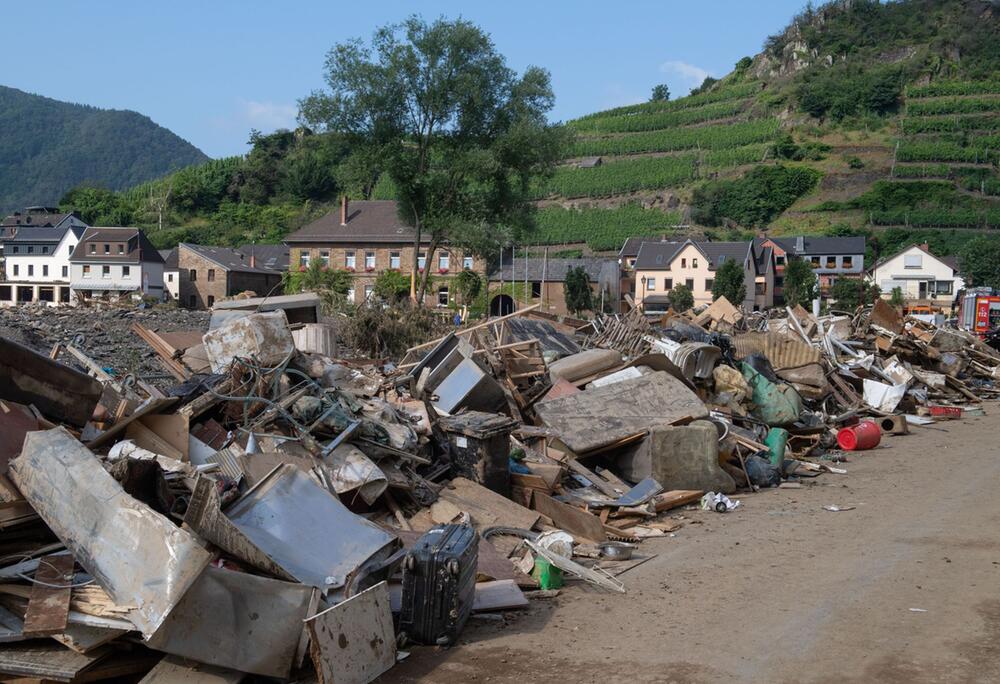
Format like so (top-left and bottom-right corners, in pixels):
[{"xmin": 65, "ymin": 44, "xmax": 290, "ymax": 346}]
[
  {"xmin": 756, "ymin": 235, "xmax": 866, "ymax": 303},
  {"xmin": 633, "ymin": 239, "xmax": 775, "ymax": 313},
  {"xmin": 868, "ymin": 243, "xmax": 963, "ymax": 315},
  {"xmin": 0, "ymin": 224, "xmax": 87, "ymax": 306},
  {"xmin": 69, "ymin": 228, "xmax": 165, "ymax": 301},
  {"xmin": 487, "ymin": 257, "xmax": 621, "ymax": 317},
  {"xmin": 0, "ymin": 207, "xmax": 88, "ymax": 278},
  {"xmin": 172, "ymin": 243, "xmax": 286, "ymax": 309},
  {"xmin": 283, "ymin": 198, "xmax": 485, "ymax": 307}
]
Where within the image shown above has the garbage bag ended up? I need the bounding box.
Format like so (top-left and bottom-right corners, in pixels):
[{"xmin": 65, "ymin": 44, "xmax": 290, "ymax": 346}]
[
  {"xmin": 741, "ymin": 362, "xmax": 802, "ymax": 427},
  {"xmin": 744, "ymin": 454, "xmax": 782, "ymax": 488},
  {"xmin": 713, "ymin": 365, "xmax": 750, "ymax": 404}
]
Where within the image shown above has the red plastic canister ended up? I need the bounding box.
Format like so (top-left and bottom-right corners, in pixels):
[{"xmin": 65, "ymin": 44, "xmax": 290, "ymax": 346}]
[{"xmin": 837, "ymin": 420, "xmax": 882, "ymax": 451}]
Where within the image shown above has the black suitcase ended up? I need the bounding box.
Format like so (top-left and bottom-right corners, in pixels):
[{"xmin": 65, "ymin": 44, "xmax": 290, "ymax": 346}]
[{"xmin": 399, "ymin": 523, "xmax": 478, "ymax": 646}]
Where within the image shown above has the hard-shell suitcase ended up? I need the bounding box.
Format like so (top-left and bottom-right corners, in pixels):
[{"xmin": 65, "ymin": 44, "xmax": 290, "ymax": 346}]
[{"xmin": 399, "ymin": 523, "xmax": 478, "ymax": 646}]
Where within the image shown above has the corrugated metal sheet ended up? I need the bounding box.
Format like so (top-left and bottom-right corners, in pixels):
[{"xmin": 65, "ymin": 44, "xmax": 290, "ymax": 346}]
[{"xmin": 731, "ymin": 332, "xmax": 822, "ymax": 370}]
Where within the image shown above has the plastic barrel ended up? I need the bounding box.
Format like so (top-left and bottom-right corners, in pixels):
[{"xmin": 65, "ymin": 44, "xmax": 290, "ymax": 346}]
[{"xmin": 837, "ymin": 421, "xmax": 882, "ymax": 451}]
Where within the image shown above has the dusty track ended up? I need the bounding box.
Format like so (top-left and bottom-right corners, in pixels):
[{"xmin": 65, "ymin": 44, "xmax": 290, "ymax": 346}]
[{"xmin": 387, "ymin": 405, "xmax": 1000, "ymax": 683}]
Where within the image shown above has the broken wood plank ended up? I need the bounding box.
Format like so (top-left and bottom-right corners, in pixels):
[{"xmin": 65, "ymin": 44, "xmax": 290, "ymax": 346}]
[
  {"xmin": 22, "ymin": 554, "xmax": 74, "ymax": 637},
  {"xmin": 437, "ymin": 477, "xmax": 540, "ymax": 533},
  {"xmin": 530, "ymin": 492, "xmax": 606, "ymax": 543},
  {"xmin": 653, "ymin": 490, "xmax": 704, "ymax": 513}
]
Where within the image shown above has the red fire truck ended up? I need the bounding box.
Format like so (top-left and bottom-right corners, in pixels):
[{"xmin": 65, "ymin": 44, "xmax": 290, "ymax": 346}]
[{"xmin": 959, "ymin": 289, "xmax": 1000, "ymax": 338}]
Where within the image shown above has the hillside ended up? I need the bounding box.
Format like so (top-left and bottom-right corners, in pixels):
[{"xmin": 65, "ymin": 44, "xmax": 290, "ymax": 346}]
[
  {"xmin": 531, "ymin": 0, "xmax": 1000, "ymax": 260},
  {"xmin": 0, "ymin": 86, "xmax": 209, "ymax": 214}
]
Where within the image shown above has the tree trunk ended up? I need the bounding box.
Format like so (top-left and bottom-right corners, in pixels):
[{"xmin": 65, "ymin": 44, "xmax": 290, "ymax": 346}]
[
  {"xmin": 417, "ymin": 236, "xmax": 441, "ymax": 306},
  {"xmin": 410, "ymin": 214, "xmax": 422, "ymax": 306}
]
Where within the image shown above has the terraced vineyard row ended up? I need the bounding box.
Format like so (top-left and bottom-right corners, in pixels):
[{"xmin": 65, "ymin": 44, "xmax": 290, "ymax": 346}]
[
  {"xmin": 572, "ymin": 120, "xmax": 780, "ymax": 156},
  {"xmin": 570, "ymin": 99, "xmax": 749, "ymax": 134},
  {"xmin": 533, "ymin": 155, "xmax": 697, "ymax": 199},
  {"xmin": 869, "ymin": 208, "xmax": 1000, "ymax": 228},
  {"xmin": 534, "ymin": 205, "xmax": 683, "ymax": 251},
  {"xmin": 897, "ymin": 140, "xmax": 997, "ymax": 163},
  {"xmin": 906, "ymin": 81, "xmax": 1000, "ymax": 98},
  {"xmin": 571, "ymin": 82, "xmax": 760, "ymax": 122},
  {"xmin": 901, "ymin": 114, "xmax": 1000, "ymax": 134},
  {"xmin": 907, "ymin": 97, "xmax": 1000, "ymax": 116}
]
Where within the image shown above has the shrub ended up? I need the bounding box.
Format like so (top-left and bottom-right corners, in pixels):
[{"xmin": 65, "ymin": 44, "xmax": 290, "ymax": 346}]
[{"xmin": 691, "ymin": 165, "xmax": 821, "ymax": 228}]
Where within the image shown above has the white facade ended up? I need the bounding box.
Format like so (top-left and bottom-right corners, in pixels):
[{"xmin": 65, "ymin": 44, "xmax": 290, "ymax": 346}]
[
  {"xmin": 70, "ymin": 261, "xmax": 164, "ymax": 297},
  {"xmin": 870, "ymin": 245, "xmax": 963, "ymax": 308},
  {"xmin": 4, "ymin": 229, "xmax": 81, "ymax": 283},
  {"xmin": 164, "ymin": 268, "xmax": 180, "ymax": 300}
]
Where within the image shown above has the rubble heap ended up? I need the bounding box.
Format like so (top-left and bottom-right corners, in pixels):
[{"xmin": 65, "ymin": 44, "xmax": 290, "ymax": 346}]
[{"xmin": 0, "ymin": 293, "xmax": 994, "ymax": 681}]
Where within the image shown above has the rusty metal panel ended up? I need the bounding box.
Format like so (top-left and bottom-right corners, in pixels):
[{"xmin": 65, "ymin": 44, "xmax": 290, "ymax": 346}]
[
  {"xmin": 9, "ymin": 427, "xmax": 211, "ymax": 638},
  {"xmin": 147, "ymin": 565, "xmax": 314, "ymax": 679},
  {"xmin": 202, "ymin": 310, "xmax": 295, "ymax": 373},
  {"xmin": 140, "ymin": 655, "xmax": 245, "ymax": 683},
  {"xmin": 306, "ymin": 581, "xmax": 396, "ymax": 684},
  {"xmin": 22, "ymin": 554, "xmax": 73, "ymax": 636},
  {"xmin": 0, "ymin": 336, "xmax": 102, "ymax": 427},
  {"xmin": 225, "ymin": 463, "xmax": 400, "ymax": 592},
  {"xmin": 730, "ymin": 331, "xmax": 822, "ymax": 370}
]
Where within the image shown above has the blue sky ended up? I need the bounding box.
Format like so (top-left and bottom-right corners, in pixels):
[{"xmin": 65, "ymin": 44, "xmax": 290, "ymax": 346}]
[{"xmin": 4, "ymin": 1, "xmax": 806, "ymax": 158}]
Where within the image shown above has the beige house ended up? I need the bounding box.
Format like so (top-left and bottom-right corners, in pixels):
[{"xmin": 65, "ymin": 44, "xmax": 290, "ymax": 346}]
[
  {"xmin": 633, "ymin": 239, "xmax": 774, "ymax": 312},
  {"xmin": 868, "ymin": 243, "xmax": 963, "ymax": 314}
]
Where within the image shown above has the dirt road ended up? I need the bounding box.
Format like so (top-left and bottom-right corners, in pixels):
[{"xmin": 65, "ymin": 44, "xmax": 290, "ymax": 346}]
[{"xmin": 388, "ymin": 407, "xmax": 1000, "ymax": 683}]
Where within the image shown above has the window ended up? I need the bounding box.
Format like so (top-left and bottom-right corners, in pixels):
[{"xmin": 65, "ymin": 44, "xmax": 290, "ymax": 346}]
[
  {"xmin": 418, "ymin": 252, "xmax": 427, "ymax": 269},
  {"xmin": 692, "ymin": 258, "xmax": 698, "ymax": 268},
  {"xmin": 825, "ymin": 256, "xmax": 837, "ymax": 269},
  {"xmin": 299, "ymin": 251, "xmax": 310, "ymax": 268},
  {"xmin": 755, "ymin": 282, "xmax": 767, "ymax": 295},
  {"xmin": 189, "ymin": 269, "xmax": 197, "ymax": 281},
  {"xmin": 646, "ymin": 277, "xmax": 655, "ymax": 291},
  {"xmin": 438, "ymin": 286, "xmax": 449, "ymax": 307},
  {"xmin": 364, "ymin": 285, "xmax": 374, "ymax": 301},
  {"xmin": 68, "ymin": 245, "xmax": 74, "ymax": 254},
  {"xmin": 207, "ymin": 295, "xmax": 215, "ymax": 307},
  {"xmin": 102, "ymin": 265, "xmax": 111, "ymax": 279},
  {"xmin": 167, "ymin": 273, "xmax": 173, "ymax": 282},
  {"xmin": 345, "ymin": 251, "xmax": 356, "ymax": 269},
  {"xmin": 664, "ymin": 278, "xmax": 673, "ymax": 290},
  {"xmin": 365, "ymin": 251, "xmax": 375, "ymax": 270},
  {"xmin": 776, "ymin": 255, "xmax": 785, "ymax": 266},
  {"xmin": 27, "ymin": 245, "xmax": 34, "ymax": 254},
  {"xmin": 531, "ymin": 281, "xmax": 542, "ymax": 298},
  {"xmin": 705, "ymin": 278, "xmax": 714, "ymax": 292},
  {"xmin": 89, "ymin": 244, "xmax": 96, "ymax": 254},
  {"xmin": 117, "ymin": 244, "xmax": 124, "ymax": 255},
  {"xmin": 933, "ymin": 280, "xmax": 953, "ymax": 295},
  {"xmin": 189, "ymin": 295, "xmax": 197, "ymax": 308},
  {"xmin": 775, "ymin": 276, "xmax": 784, "ymax": 287},
  {"xmin": 42, "ymin": 246, "xmax": 48, "ymax": 254},
  {"xmin": 438, "ymin": 252, "xmax": 449, "ymax": 271},
  {"xmin": 390, "ymin": 251, "xmax": 401, "ymax": 269},
  {"xmin": 207, "ymin": 269, "xmax": 215, "ymax": 282},
  {"xmin": 11, "ymin": 265, "xmax": 18, "ymax": 277},
  {"xmin": 320, "ymin": 250, "xmax": 330, "ymax": 267},
  {"xmin": 681, "ymin": 258, "xmax": 687, "ymax": 267},
  {"xmin": 61, "ymin": 266, "xmax": 68, "ymax": 278},
  {"xmin": 11, "ymin": 246, "xmax": 18, "ymax": 254},
  {"xmin": 103, "ymin": 244, "xmax": 110, "ymax": 254},
  {"xmin": 463, "ymin": 255, "xmax": 474, "ymax": 270},
  {"xmin": 82, "ymin": 265, "xmax": 91, "ymax": 278},
  {"xmin": 27, "ymin": 265, "xmax": 33, "ymax": 277},
  {"xmin": 904, "ymin": 254, "xmax": 922, "ymax": 269},
  {"xmin": 685, "ymin": 278, "xmax": 694, "ymax": 290},
  {"xmin": 122, "ymin": 266, "xmax": 130, "ymax": 277},
  {"xmin": 842, "ymin": 256, "xmax": 854, "ymax": 268},
  {"xmin": 810, "ymin": 256, "xmax": 821, "ymax": 267},
  {"xmin": 42, "ymin": 265, "xmax": 48, "ymax": 277}
]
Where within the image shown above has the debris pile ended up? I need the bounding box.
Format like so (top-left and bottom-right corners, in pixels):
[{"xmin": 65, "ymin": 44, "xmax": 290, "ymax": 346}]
[{"xmin": 0, "ymin": 292, "xmax": 994, "ymax": 681}]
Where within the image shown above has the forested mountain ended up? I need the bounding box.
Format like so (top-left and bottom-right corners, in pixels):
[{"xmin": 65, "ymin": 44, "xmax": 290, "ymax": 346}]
[
  {"xmin": 0, "ymin": 86, "xmax": 208, "ymax": 214},
  {"xmin": 57, "ymin": 0, "xmax": 1000, "ymax": 263}
]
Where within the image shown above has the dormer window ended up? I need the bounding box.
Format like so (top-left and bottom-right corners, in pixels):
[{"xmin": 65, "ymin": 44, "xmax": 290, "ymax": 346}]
[
  {"xmin": 104, "ymin": 244, "xmax": 110, "ymax": 254},
  {"xmin": 118, "ymin": 244, "xmax": 124, "ymax": 255},
  {"xmin": 89, "ymin": 244, "xmax": 96, "ymax": 254}
]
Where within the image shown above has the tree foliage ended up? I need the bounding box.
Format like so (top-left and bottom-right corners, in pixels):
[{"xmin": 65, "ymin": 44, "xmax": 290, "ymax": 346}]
[
  {"xmin": 890, "ymin": 287, "xmax": 905, "ymax": 308},
  {"xmin": 298, "ymin": 16, "xmax": 567, "ymax": 304},
  {"xmin": 650, "ymin": 84, "xmax": 670, "ymax": 102},
  {"xmin": 282, "ymin": 259, "xmax": 351, "ymax": 299},
  {"xmin": 563, "ymin": 266, "xmax": 594, "ymax": 314},
  {"xmin": 454, "ymin": 269, "xmax": 483, "ymax": 303},
  {"xmin": 373, "ymin": 269, "xmax": 411, "ymax": 302},
  {"xmin": 783, "ymin": 258, "xmax": 818, "ymax": 308},
  {"xmin": 691, "ymin": 165, "xmax": 821, "ymax": 228},
  {"xmin": 712, "ymin": 260, "xmax": 746, "ymax": 304},
  {"xmin": 829, "ymin": 278, "xmax": 880, "ymax": 310},
  {"xmin": 959, "ymin": 237, "xmax": 1000, "ymax": 291},
  {"xmin": 668, "ymin": 283, "xmax": 694, "ymax": 312}
]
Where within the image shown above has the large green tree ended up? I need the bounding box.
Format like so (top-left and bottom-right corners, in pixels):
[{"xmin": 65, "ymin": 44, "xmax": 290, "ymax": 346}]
[
  {"xmin": 299, "ymin": 16, "xmax": 567, "ymax": 304},
  {"xmin": 711, "ymin": 260, "xmax": 746, "ymax": 304},
  {"xmin": 668, "ymin": 283, "xmax": 694, "ymax": 312},
  {"xmin": 564, "ymin": 266, "xmax": 594, "ymax": 315},
  {"xmin": 959, "ymin": 236, "xmax": 1000, "ymax": 290},
  {"xmin": 829, "ymin": 277, "xmax": 880, "ymax": 310},
  {"xmin": 782, "ymin": 257, "xmax": 818, "ymax": 308}
]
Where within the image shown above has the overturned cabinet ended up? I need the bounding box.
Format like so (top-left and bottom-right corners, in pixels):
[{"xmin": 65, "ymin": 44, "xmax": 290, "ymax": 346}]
[{"xmin": 438, "ymin": 412, "xmax": 518, "ymax": 496}]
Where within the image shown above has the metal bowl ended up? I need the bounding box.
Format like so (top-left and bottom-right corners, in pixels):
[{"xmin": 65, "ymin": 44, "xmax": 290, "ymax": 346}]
[{"xmin": 598, "ymin": 541, "xmax": 636, "ymax": 560}]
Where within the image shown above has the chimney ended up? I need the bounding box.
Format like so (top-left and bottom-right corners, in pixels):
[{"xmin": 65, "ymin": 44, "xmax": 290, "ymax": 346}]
[
  {"xmin": 340, "ymin": 196, "xmax": 348, "ymax": 226},
  {"xmin": 919, "ymin": 242, "xmax": 930, "ymax": 252},
  {"xmin": 249, "ymin": 252, "xmax": 256, "ymax": 269}
]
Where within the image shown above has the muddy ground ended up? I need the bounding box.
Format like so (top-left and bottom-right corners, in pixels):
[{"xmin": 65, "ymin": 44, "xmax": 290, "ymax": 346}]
[{"xmin": 387, "ymin": 406, "xmax": 1000, "ymax": 684}]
